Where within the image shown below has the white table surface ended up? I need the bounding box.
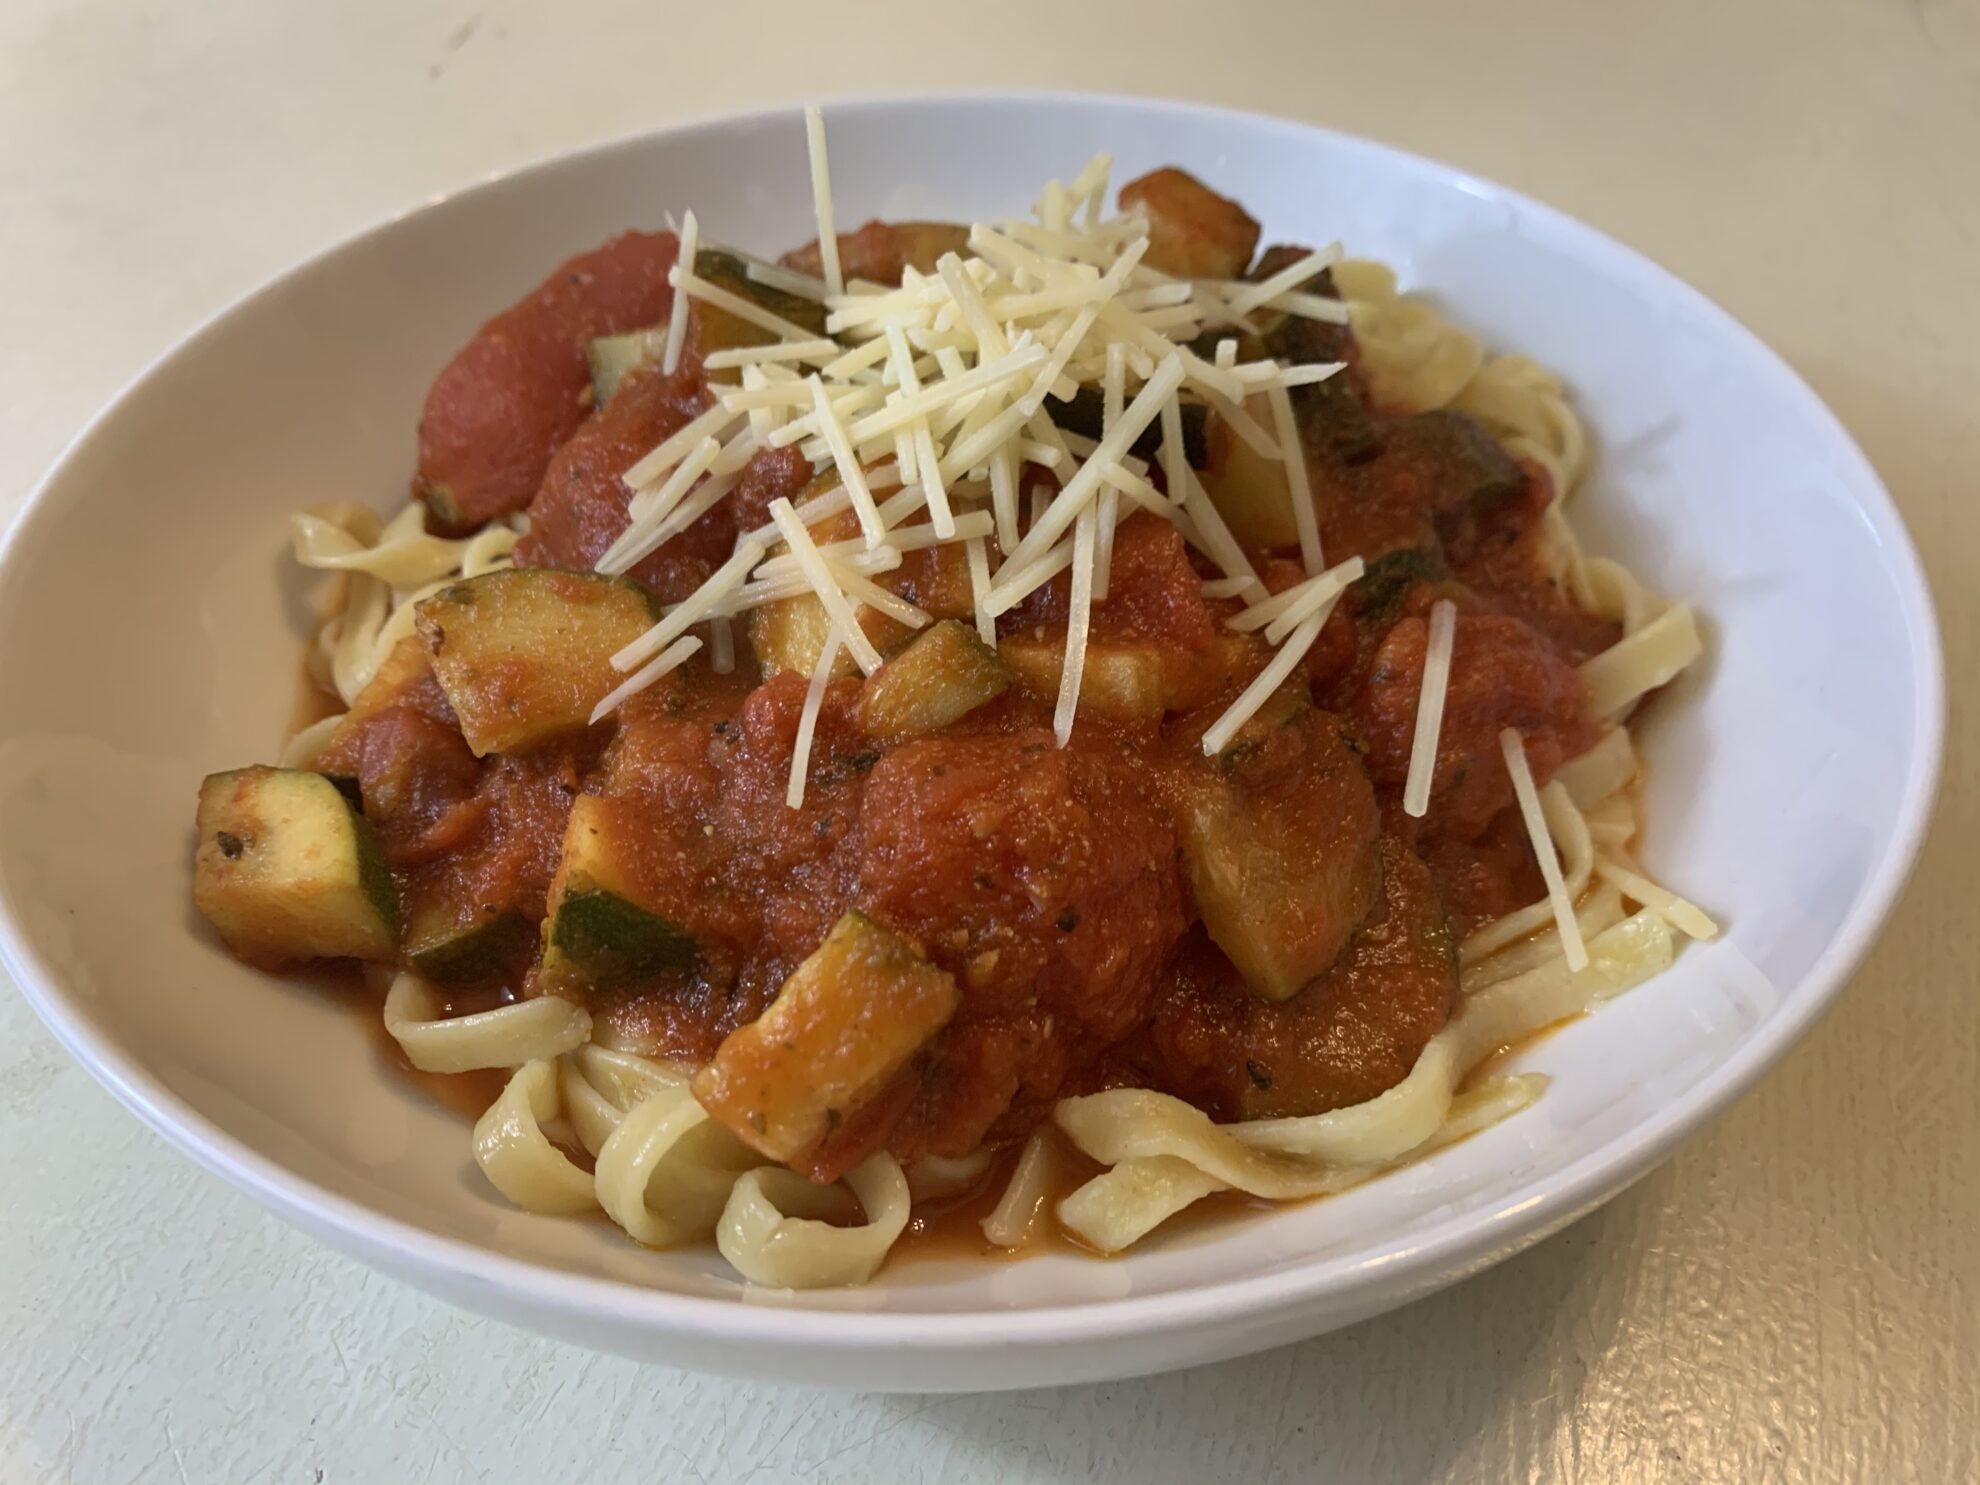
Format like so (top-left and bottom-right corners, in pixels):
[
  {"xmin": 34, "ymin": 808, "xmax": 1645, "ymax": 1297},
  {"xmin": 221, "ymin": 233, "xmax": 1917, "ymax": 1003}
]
[{"xmin": 3, "ymin": 0, "xmax": 1975, "ymax": 1479}]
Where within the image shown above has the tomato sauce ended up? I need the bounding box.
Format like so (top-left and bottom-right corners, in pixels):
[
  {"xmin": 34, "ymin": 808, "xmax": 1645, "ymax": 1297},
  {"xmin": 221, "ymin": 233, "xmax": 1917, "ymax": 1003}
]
[{"xmin": 414, "ymin": 230, "xmax": 680, "ymax": 533}]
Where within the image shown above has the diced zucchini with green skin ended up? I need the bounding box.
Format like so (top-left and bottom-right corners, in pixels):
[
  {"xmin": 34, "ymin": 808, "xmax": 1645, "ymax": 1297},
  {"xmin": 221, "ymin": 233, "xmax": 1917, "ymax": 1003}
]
[
  {"xmin": 1379, "ymin": 409, "xmax": 1524, "ymax": 511},
  {"xmin": 1233, "ymin": 834, "xmax": 1456, "ymax": 1120},
  {"xmin": 747, "ymin": 592, "xmax": 904, "ymax": 679},
  {"xmin": 539, "ymin": 795, "xmax": 698, "ymax": 994},
  {"xmin": 671, "ymin": 249, "xmax": 829, "ymax": 372},
  {"xmin": 1351, "ymin": 547, "xmax": 1447, "ymax": 631},
  {"xmin": 695, "ymin": 249, "xmax": 829, "ymax": 335},
  {"xmin": 193, "ymin": 766, "xmax": 398, "ymax": 967},
  {"xmin": 858, "ymin": 620, "xmax": 1012, "ymax": 740},
  {"xmin": 1000, "ymin": 635, "xmax": 1242, "ymax": 720},
  {"xmin": 416, "ymin": 569, "xmax": 662, "ymax": 756},
  {"xmin": 586, "ymin": 328, "xmax": 668, "ymax": 406},
  {"xmin": 1117, "ymin": 168, "xmax": 1261, "ymax": 280},
  {"xmin": 748, "ymin": 592, "xmax": 850, "ymax": 679},
  {"xmin": 1199, "ymin": 393, "xmax": 1302, "ymax": 551},
  {"xmin": 745, "ymin": 495, "xmax": 907, "ymax": 678},
  {"xmin": 1055, "ymin": 388, "xmax": 1209, "ymax": 468},
  {"xmin": 1176, "ymin": 701, "xmax": 1381, "ymax": 1000},
  {"xmin": 405, "ymin": 902, "xmax": 535, "ymax": 985},
  {"xmin": 692, "ymin": 911, "xmax": 959, "ymax": 1164},
  {"xmin": 1293, "ymin": 373, "xmax": 1381, "ymax": 468}
]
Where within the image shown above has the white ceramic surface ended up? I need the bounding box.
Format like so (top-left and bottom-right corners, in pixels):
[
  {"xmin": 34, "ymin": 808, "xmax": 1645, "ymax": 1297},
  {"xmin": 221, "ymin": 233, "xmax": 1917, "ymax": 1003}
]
[{"xmin": 0, "ymin": 95, "xmax": 1942, "ymax": 1392}]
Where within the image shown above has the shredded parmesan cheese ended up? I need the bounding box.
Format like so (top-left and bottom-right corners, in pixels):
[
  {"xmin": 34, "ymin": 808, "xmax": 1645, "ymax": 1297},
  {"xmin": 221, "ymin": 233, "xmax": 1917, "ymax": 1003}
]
[
  {"xmin": 965, "ymin": 535, "xmax": 996, "ymax": 644},
  {"xmin": 804, "ymin": 106, "xmax": 843, "ymax": 298},
  {"xmin": 596, "ymin": 144, "xmax": 1572, "ymax": 793},
  {"xmin": 1266, "ymin": 382, "xmax": 1324, "ymax": 575},
  {"xmin": 1501, "ymin": 728, "xmax": 1590, "ymax": 971},
  {"xmin": 622, "ymin": 403, "xmax": 742, "ymax": 490},
  {"xmin": 787, "ymin": 623, "xmax": 842, "ymax": 808},
  {"xmin": 589, "ymin": 636, "xmax": 703, "ymax": 725},
  {"xmin": 1201, "ymin": 611, "xmax": 1328, "ymax": 756},
  {"xmin": 1403, "ymin": 599, "xmax": 1457, "ymax": 817},
  {"xmin": 701, "ymin": 338, "xmax": 842, "ymax": 370},
  {"xmin": 612, "ymin": 539, "xmax": 767, "ymax": 673},
  {"xmin": 1056, "ymin": 507, "xmax": 1099, "ymax": 745},
  {"xmin": 766, "ymin": 498, "xmax": 883, "ymax": 675},
  {"xmin": 808, "ymin": 378, "xmax": 887, "ymax": 549},
  {"xmin": 1222, "ymin": 244, "xmax": 1343, "ymax": 318},
  {"xmin": 1228, "ymin": 556, "xmax": 1362, "ymax": 634},
  {"xmin": 1261, "ymin": 557, "xmax": 1364, "ymax": 644},
  {"xmin": 1593, "ymin": 855, "xmax": 1720, "ymax": 940},
  {"xmin": 662, "ymin": 210, "xmax": 700, "ymax": 375},
  {"xmin": 995, "ymin": 354, "xmax": 1185, "ymax": 581}
]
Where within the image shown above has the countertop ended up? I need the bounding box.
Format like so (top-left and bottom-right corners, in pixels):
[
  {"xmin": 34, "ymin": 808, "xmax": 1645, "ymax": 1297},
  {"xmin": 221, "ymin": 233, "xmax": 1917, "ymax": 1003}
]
[{"xmin": 2, "ymin": 0, "xmax": 1974, "ymax": 1479}]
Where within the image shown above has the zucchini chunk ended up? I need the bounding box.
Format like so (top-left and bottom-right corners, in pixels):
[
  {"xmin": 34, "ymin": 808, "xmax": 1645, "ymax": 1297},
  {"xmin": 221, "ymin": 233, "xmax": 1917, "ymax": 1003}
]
[
  {"xmin": 1379, "ymin": 408, "xmax": 1524, "ymax": 511},
  {"xmin": 1198, "ymin": 393, "xmax": 1303, "ymax": 551},
  {"xmin": 858, "ymin": 620, "xmax": 1012, "ymax": 739},
  {"xmin": 744, "ymin": 488, "xmax": 908, "ymax": 677},
  {"xmin": 1000, "ymin": 635, "xmax": 1242, "ymax": 720},
  {"xmin": 1231, "ymin": 834, "xmax": 1457, "ymax": 1120},
  {"xmin": 539, "ymin": 795, "xmax": 698, "ymax": 994},
  {"xmin": 1175, "ymin": 698, "xmax": 1382, "ymax": 1000},
  {"xmin": 746, "ymin": 590, "xmax": 893, "ymax": 679},
  {"xmin": 586, "ymin": 328, "xmax": 668, "ymax": 406},
  {"xmin": 1117, "ymin": 168, "xmax": 1261, "ymax": 280},
  {"xmin": 1352, "ymin": 546, "xmax": 1447, "ymax": 627},
  {"xmin": 405, "ymin": 901, "xmax": 535, "ymax": 985},
  {"xmin": 671, "ymin": 249, "xmax": 829, "ymax": 374},
  {"xmin": 193, "ymin": 766, "xmax": 398, "ymax": 967},
  {"xmin": 694, "ymin": 249, "xmax": 828, "ymax": 336},
  {"xmin": 1055, "ymin": 387, "xmax": 1209, "ymax": 468},
  {"xmin": 415, "ymin": 569, "xmax": 661, "ymax": 756},
  {"xmin": 1292, "ymin": 372, "xmax": 1381, "ymax": 469},
  {"xmin": 693, "ymin": 912, "xmax": 959, "ymax": 1164}
]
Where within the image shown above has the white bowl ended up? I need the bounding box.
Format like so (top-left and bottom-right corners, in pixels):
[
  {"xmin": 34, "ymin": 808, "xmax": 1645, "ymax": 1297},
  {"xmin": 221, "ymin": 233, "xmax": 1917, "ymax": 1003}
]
[{"xmin": 0, "ymin": 95, "xmax": 1942, "ymax": 1392}]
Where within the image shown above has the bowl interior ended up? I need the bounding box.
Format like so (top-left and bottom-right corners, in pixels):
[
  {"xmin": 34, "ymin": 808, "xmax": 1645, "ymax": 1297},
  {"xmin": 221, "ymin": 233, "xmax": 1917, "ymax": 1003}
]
[{"xmin": 0, "ymin": 97, "xmax": 1938, "ymax": 1324}]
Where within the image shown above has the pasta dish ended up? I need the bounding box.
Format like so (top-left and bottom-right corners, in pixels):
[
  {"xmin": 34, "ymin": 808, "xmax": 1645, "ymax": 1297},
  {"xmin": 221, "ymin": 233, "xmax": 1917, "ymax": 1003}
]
[{"xmin": 190, "ymin": 111, "xmax": 1710, "ymax": 1288}]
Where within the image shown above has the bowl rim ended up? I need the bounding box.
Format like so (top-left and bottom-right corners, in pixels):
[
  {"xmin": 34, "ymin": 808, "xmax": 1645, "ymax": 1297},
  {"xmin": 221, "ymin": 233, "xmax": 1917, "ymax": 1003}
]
[{"xmin": 0, "ymin": 89, "xmax": 1946, "ymax": 1353}]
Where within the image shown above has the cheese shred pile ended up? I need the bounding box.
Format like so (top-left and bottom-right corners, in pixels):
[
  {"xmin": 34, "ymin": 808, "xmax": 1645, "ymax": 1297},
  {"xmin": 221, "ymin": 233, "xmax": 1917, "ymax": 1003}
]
[{"xmin": 594, "ymin": 110, "xmax": 1358, "ymax": 807}]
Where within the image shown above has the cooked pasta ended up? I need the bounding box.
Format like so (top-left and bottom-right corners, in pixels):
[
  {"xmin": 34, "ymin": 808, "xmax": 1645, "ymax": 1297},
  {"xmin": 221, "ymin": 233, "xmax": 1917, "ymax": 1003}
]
[
  {"xmin": 717, "ymin": 1156, "xmax": 912, "ymax": 1288},
  {"xmin": 382, "ymin": 971, "xmax": 590, "ymax": 1073},
  {"xmin": 295, "ymin": 502, "xmax": 521, "ymax": 708},
  {"xmin": 1335, "ymin": 258, "xmax": 1485, "ymax": 415},
  {"xmin": 1054, "ymin": 910, "xmax": 1673, "ymax": 1252},
  {"xmin": 473, "ymin": 1059, "xmax": 598, "ymax": 1214}
]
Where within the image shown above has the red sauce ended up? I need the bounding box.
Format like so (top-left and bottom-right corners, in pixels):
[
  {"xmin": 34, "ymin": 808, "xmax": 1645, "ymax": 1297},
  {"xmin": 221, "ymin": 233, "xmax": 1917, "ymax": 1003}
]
[{"xmin": 414, "ymin": 231, "xmax": 680, "ymax": 533}]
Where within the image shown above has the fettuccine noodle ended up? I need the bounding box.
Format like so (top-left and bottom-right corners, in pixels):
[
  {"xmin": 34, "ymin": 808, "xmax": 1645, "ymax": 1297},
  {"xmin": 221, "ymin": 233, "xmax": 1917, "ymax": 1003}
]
[{"xmin": 297, "ymin": 502, "xmax": 521, "ymax": 708}]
